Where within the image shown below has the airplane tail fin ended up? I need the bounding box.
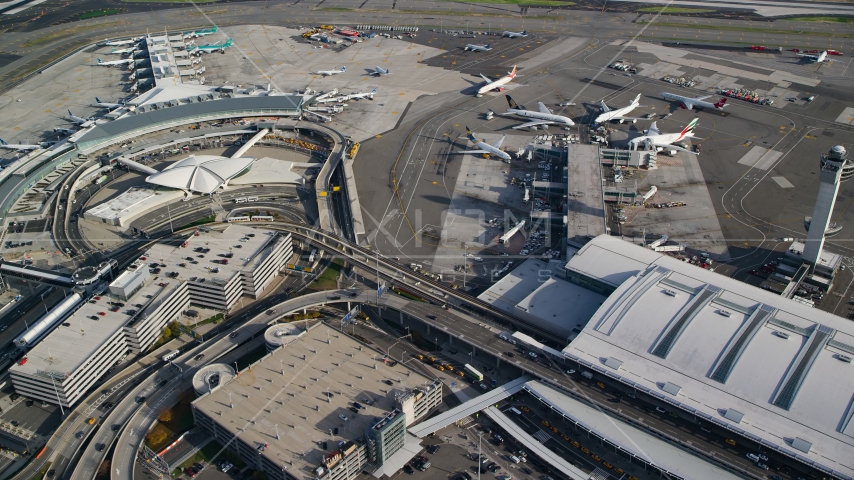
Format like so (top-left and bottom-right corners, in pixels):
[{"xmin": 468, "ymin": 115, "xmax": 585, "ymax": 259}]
[
  {"xmin": 506, "ymin": 95, "xmax": 519, "ymax": 109},
  {"xmin": 679, "ymin": 118, "xmax": 699, "ymax": 139},
  {"xmin": 68, "ymin": 109, "xmax": 74, "ymax": 116},
  {"xmin": 714, "ymin": 98, "xmax": 727, "ymax": 109},
  {"xmin": 371, "ymin": 88, "xmax": 377, "ymax": 93},
  {"xmin": 521, "ymin": 31, "xmax": 527, "ymax": 35},
  {"xmin": 0, "ymin": 139, "xmax": 6, "ymax": 145},
  {"xmin": 465, "ymin": 126, "xmax": 476, "ymax": 141},
  {"xmin": 485, "ymin": 44, "xmax": 490, "ymax": 49},
  {"xmin": 509, "ymin": 65, "xmax": 517, "ymax": 78},
  {"xmin": 97, "ymin": 58, "xmax": 103, "ymax": 64},
  {"xmin": 341, "ymin": 66, "xmax": 346, "ymax": 72},
  {"xmin": 96, "ymin": 97, "xmax": 102, "ymax": 103}
]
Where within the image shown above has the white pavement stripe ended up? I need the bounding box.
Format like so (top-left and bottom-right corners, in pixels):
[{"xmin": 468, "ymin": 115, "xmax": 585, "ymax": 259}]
[
  {"xmin": 737, "ymin": 146, "xmax": 783, "ymax": 171},
  {"xmin": 771, "ymin": 176, "xmax": 794, "ymax": 189}
]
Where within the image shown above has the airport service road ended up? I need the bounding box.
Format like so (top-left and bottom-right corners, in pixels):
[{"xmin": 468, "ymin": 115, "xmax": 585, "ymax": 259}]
[{"xmin": 395, "ymin": 301, "xmax": 778, "ymax": 479}]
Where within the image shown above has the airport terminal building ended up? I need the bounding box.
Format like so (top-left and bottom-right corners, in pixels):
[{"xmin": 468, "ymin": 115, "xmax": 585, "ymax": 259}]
[{"xmin": 9, "ymin": 225, "xmax": 291, "ymax": 407}]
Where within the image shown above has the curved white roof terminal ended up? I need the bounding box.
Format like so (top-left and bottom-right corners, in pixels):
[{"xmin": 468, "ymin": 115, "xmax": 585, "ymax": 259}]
[{"xmin": 146, "ymin": 155, "xmax": 254, "ymax": 194}]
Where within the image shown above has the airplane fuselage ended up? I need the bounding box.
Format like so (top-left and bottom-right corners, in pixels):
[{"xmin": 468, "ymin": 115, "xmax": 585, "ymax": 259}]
[
  {"xmin": 478, "ymin": 76, "xmax": 513, "ymax": 96},
  {"xmin": 506, "ymin": 108, "xmax": 573, "ymax": 125},
  {"xmin": 661, "ymin": 92, "xmax": 725, "ymax": 110},
  {"xmin": 595, "ymin": 105, "xmax": 638, "ymax": 124},
  {"xmin": 473, "ymin": 141, "xmax": 511, "ymax": 160}
]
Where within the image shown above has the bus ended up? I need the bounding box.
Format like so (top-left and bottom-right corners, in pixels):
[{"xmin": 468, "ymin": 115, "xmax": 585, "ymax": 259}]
[
  {"xmin": 227, "ymin": 216, "xmax": 251, "ymax": 222},
  {"xmin": 234, "ymin": 198, "xmax": 247, "ymax": 204},
  {"xmin": 464, "ymin": 364, "xmax": 483, "ymax": 382},
  {"xmin": 309, "ymin": 248, "xmax": 317, "ymax": 262},
  {"xmin": 247, "ymin": 196, "xmax": 258, "ymax": 202},
  {"xmin": 162, "ymin": 350, "xmax": 180, "ymax": 362},
  {"xmin": 251, "ymin": 215, "xmax": 273, "ymax": 222}
]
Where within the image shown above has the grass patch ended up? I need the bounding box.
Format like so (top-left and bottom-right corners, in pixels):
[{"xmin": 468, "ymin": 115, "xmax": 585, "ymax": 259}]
[
  {"xmin": 190, "ymin": 313, "xmax": 223, "ymax": 328},
  {"xmin": 29, "ymin": 462, "xmax": 51, "ymax": 480},
  {"xmin": 308, "ymin": 258, "xmax": 343, "ymax": 291},
  {"xmin": 638, "ymin": 20, "xmax": 854, "ymax": 39},
  {"xmin": 178, "ymin": 440, "xmax": 246, "ymax": 471},
  {"xmin": 179, "ymin": 215, "xmax": 215, "ymax": 229},
  {"xmin": 22, "ymin": 21, "xmax": 125, "ymax": 47},
  {"xmin": 79, "ymin": 9, "xmax": 122, "ymax": 20},
  {"xmin": 144, "ymin": 390, "xmax": 195, "ymax": 451},
  {"xmin": 636, "ymin": 6, "xmax": 713, "ymax": 13},
  {"xmin": 443, "ymin": 0, "xmax": 574, "ymax": 5},
  {"xmin": 784, "ymin": 16, "xmax": 854, "ymax": 23}
]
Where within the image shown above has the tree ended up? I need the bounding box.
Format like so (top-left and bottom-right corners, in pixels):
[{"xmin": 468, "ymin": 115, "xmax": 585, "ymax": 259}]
[
  {"xmin": 158, "ymin": 409, "xmax": 173, "ymax": 423},
  {"xmin": 145, "ymin": 428, "xmax": 168, "ymax": 447},
  {"xmin": 160, "ymin": 326, "xmax": 172, "ymax": 341}
]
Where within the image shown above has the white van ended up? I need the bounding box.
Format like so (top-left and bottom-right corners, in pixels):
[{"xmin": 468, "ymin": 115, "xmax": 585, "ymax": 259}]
[
  {"xmin": 509, "ymin": 456, "xmax": 521, "ymax": 464},
  {"xmin": 499, "ymin": 334, "xmax": 509, "ymax": 341},
  {"xmin": 509, "ymin": 407, "xmax": 522, "ymax": 415}
]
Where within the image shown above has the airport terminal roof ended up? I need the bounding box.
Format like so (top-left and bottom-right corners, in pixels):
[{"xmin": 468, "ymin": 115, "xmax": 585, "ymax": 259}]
[
  {"xmin": 146, "ymin": 155, "xmax": 254, "ymax": 194},
  {"xmin": 191, "ymin": 324, "xmax": 439, "ymax": 479},
  {"xmin": 74, "ymin": 95, "xmax": 304, "ymax": 151},
  {"xmin": 562, "ymin": 235, "xmax": 854, "ymax": 478},
  {"xmin": 478, "ymin": 258, "xmax": 604, "ymax": 339}
]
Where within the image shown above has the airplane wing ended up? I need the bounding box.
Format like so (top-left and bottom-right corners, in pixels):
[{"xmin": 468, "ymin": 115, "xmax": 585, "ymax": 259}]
[
  {"xmin": 609, "ymin": 116, "xmax": 646, "ymax": 122},
  {"xmin": 493, "ymin": 135, "xmax": 506, "ymax": 149},
  {"xmin": 647, "ymin": 122, "xmax": 660, "ymax": 136},
  {"xmin": 537, "ymin": 102, "xmax": 551, "ymax": 114},
  {"xmin": 458, "ymin": 150, "xmax": 491, "ymax": 155},
  {"xmin": 480, "ymin": 74, "xmax": 492, "ymax": 83},
  {"xmin": 599, "ymin": 100, "xmax": 610, "ymax": 113},
  {"xmin": 512, "ymin": 120, "xmax": 555, "ymax": 130},
  {"xmin": 693, "ymin": 95, "xmax": 711, "ymax": 101},
  {"xmin": 660, "ymin": 143, "xmax": 698, "ymax": 155}
]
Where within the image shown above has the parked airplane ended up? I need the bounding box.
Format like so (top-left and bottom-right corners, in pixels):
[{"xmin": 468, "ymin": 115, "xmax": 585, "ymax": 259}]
[
  {"xmin": 501, "ymin": 95, "xmax": 574, "ymax": 129},
  {"xmin": 797, "ymin": 50, "xmax": 841, "ymax": 63},
  {"xmin": 66, "ymin": 110, "xmax": 95, "ymax": 127},
  {"xmin": 194, "ymin": 38, "xmax": 234, "ymax": 53},
  {"xmin": 661, "ymin": 92, "xmax": 727, "ymax": 110},
  {"xmin": 460, "ymin": 126, "xmax": 511, "ymax": 161},
  {"xmin": 464, "ymin": 43, "xmax": 492, "ymax": 52},
  {"xmin": 0, "ymin": 139, "xmax": 41, "ymax": 151},
  {"xmin": 368, "ymin": 66, "xmax": 390, "ymax": 76},
  {"xmin": 183, "ymin": 26, "xmax": 218, "ymax": 39},
  {"xmin": 92, "ymin": 97, "xmax": 123, "ymax": 109},
  {"xmin": 313, "ymin": 66, "xmax": 346, "ymax": 76},
  {"xmin": 96, "ymin": 57, "xmax": 134, "ymax": 67},
  {"xmin": 476, "ymin": 65, "xmax": 517, "ymax": 97},
  {"xmin": 53, "ymin": 127, "xmax": 77, "ymax": 135},
  {"xmin": 349, "ymin": 88, "xmax": 377, "ymax": 100},
  {"xmin": 594, "ymin": 93, "xmax": 646, "ymax": 124},
  {"xmin": 102, "ymin": 38, "xmax": 138, "ymax": 47},
  {"xmin": 502, "ymin": 31, "xmax": 527, "ymax": 38},
  {"xmin": 629, "ymin": 118, "xmax": 700, "ymax": 154},
  {"xmin": 109, "ymin": 47, "xmax": 135, "ymax": 55}
]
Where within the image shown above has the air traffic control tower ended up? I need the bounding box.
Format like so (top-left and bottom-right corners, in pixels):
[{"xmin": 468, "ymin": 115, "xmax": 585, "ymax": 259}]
[{"xmin": 804, "ymin": 146, "xmax": 849, "ymax": 269}]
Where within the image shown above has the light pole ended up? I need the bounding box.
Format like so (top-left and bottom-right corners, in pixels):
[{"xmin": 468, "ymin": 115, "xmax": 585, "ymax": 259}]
[
  {"xmin": 463, "ymin": 245, "xmax": 467, "ymax": 289},
  {"xmin": 477, "ymin": 431, "xmax": 483, "ymax": 480},
  {"xmin": 274, "ymin": 424, "xmax": 279, "ymax": 440},
  {"xmin": 401, "ymin": 350, "xmax": 406, "ymax": 363}
]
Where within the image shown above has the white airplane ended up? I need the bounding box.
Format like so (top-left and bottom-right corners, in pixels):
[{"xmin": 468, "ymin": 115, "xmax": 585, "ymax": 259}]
[
  {"xmin": 66, "ymin": 110, "xmax": 95, "ymax": 127},
  {"xmin": 96, "ymin": 57, "xmax": 134, "ymax": 67},
  {"xmin": 0, "ymin": 138, "xmax": 41, "ymax": 151},
  {"xmin": 460, "ymin": 126, "xmax": 511, "ymax": 161},
  {"xmin": 503, "ymin": 30, "xmax": 527, "ymax": 38},
  {"xmin": 109, "ymin": 47, "xmax": 135, "ymax": 55},
  {"xmin": 594, "ymin": 93, "xmax": 646, "ymax": 124},
  {"xmin": 349, "ymin": 88, "xmax": 377, "ymax": 100},
  {"xmin": 313, "ymin": 66, "xmax": 346, "ymax": 76},
  {"xmin": 92, "ymin": 97, "xmax": 123, "ymax": 109},
  {"xmin": 102, "ymin": 38, "xmax": 137, "ymax": 46},
  {"xmin": 501, "ymin": 95, "xmax": 574, "ymax": 129},
  {"xmin": 53, "ymin": 127, "xmax": 76, "ymax": 135},
  {"xmin": 368, "ymin": 66, "xmax": 390, "ymax": 76},
  {"xmin": 464, "ymin": 43, "xmax": 492, "ymax": 52},
  {"xmin": 629, "ymin": 118, "xmax": 700, "ymax": 155},
  {"xmin": 661, "ymin": 92, "xmax": 727, "ymax": 111},
  {"xmin": 477, "ymin": 65, "xmax": 517, "ymax": 97},
  {"xmin": 797, "ymin": 50, "xmax": 841, "ymax": 63}
]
